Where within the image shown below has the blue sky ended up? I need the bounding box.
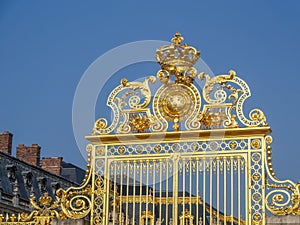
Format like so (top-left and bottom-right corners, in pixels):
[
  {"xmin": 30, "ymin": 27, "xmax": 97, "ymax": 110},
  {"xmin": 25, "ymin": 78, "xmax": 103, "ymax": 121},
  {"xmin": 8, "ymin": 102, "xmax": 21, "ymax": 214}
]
[{"xmin": 0, "ymin": 1, "xmax": 300, "ymax": 180}]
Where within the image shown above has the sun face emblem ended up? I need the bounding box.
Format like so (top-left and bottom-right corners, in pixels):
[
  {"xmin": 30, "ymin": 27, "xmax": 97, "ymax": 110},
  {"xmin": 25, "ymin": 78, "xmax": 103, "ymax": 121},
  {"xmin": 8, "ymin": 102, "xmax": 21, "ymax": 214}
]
[
  {"xmin": 154, "ymin": 83, "xmax": 200, "ymax": 123},
  {"xmin": 165, "ymin": 93, "xmax": 188, "ymax": 113}
]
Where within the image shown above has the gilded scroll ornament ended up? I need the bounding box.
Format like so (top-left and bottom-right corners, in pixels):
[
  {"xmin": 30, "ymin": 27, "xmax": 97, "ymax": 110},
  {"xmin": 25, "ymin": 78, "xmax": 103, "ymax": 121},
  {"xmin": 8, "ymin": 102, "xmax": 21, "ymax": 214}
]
[
  {"xmin": 199, "ymin": 70, "xmax": 267, "ymax": 128},
  {"xmin": 265, "ymin": 136, "xmax": 300, "ymax": 216},
  {"xmin": 93, "ymin": 76, "xmax": 156, "ymax": 134}
]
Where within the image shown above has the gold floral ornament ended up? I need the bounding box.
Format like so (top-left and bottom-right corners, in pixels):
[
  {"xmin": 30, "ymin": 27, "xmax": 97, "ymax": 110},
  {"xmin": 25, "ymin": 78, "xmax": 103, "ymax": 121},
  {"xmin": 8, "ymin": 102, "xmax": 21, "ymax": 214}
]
[{"xmin": 129, "ymin": 113, "xmax": 151, "ymax": 132}]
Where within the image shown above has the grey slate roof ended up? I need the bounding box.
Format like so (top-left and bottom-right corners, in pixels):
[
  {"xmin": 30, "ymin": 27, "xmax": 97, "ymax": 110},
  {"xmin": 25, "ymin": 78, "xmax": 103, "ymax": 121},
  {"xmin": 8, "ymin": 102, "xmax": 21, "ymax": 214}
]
[{"xmin": 61, "ymin": 161, "xmax": 86, "ymax": 184}]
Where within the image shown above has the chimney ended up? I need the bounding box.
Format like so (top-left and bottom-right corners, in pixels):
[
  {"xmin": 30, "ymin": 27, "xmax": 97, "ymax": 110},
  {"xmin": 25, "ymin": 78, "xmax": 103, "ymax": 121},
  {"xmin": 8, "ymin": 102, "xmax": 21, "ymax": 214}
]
[
  {"xmin": 0, "ymin": 131, "xmax": 13, "ymax": 155},
  {"xmin": 16, "ymin": 144, "xmax": 41, "ymax": 166},
  {"xmin": 42, "ymin": 157, "xmax": 63, "ymax": 176}
]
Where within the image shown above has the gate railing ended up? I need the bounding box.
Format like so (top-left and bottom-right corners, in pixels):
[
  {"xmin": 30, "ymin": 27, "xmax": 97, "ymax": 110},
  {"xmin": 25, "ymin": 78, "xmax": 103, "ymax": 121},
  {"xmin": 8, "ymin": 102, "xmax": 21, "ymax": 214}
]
[
  {"xmin": 89, "ymin": 128, "xmax": 268, "ymax": 225},
  {"xmin": 1, "ymin": 33, "xmax": 300, "ymax": 225}
]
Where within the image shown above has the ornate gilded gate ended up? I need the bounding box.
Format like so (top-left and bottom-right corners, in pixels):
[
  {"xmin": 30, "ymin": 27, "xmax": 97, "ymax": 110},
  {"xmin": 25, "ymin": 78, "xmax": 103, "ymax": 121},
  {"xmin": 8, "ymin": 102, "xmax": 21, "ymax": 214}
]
[{"xmin": 1, "ymin": 33, "xmax": 300, "ymax": 225}]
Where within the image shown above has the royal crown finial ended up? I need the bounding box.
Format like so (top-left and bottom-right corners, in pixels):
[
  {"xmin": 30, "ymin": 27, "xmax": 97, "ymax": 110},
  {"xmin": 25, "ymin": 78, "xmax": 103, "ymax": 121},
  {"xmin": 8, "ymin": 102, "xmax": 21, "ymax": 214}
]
[
  {"xmin": 171, "ymin": 32, "xmax": 184, "ymax": 45},
  {"xmin": 155, "ymin": 32, "xmax": 200, "ymax": 85}
]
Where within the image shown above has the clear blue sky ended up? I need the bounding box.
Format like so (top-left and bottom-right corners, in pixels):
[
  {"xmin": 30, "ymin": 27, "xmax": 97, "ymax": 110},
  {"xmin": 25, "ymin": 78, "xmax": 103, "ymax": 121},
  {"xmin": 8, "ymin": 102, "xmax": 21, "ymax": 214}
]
[{"xmin": 0, "ymin": 1, "xmax": 300, "ymax": 180}]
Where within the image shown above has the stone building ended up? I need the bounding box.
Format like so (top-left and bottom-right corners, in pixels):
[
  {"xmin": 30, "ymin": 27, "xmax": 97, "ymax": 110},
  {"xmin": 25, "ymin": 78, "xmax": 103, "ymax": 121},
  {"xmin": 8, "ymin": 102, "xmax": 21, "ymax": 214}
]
[{"xmin": 0, "ymin": 130, "xmax": 85, "ymax": 214}]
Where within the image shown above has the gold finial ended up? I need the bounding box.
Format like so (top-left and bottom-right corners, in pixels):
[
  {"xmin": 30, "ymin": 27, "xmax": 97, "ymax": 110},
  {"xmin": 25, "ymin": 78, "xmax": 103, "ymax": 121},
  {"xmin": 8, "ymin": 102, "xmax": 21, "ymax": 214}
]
[
  {"xmin": 171, "ymin": 32, "xmax": 184, "ymax": 45},
  {"xmin": 121, "ymin": 78, "xmax": 128, "ymax": 86}
]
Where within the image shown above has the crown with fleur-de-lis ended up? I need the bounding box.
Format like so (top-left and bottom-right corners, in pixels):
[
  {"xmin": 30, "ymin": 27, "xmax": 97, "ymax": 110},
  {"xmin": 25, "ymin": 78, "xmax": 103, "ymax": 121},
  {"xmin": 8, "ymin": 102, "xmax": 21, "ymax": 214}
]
[
  {"xmin": 155, "ymin": 32, "xmax": 200, "ymax": 74},
  {"xmin": 155, "ymin": 32, "xmax": 201, "ymax": 85}
]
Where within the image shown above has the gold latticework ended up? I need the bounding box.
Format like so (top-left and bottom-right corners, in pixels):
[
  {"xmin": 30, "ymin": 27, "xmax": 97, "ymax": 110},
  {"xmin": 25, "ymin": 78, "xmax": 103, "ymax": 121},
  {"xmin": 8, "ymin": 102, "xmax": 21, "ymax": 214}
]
[{"xmin": 1, "ymin": 33, "xmax": 299, "ymax": 225}]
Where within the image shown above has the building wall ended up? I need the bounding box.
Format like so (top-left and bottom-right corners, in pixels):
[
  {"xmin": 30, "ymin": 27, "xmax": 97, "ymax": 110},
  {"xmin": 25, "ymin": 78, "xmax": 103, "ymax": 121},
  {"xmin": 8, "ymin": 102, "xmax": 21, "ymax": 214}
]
[
  {"xmin": 266, "ymin": 215, "xmax": 300, "ymax": 225},
  {"xmin": 52, "ymin": 219, "xmax": 89, "ymax": 225}
]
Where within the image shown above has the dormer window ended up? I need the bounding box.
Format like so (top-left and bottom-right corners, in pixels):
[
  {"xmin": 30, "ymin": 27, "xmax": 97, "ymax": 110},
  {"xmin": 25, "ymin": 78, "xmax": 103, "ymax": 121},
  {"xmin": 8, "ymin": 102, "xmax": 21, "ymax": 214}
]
[
  {"xmin": 5, "ymin": 164, "xmax": 17, "ymax": 182},
  {"xmin": 22, "ymin": 171, "xmax": 33, "ymax": 188}
]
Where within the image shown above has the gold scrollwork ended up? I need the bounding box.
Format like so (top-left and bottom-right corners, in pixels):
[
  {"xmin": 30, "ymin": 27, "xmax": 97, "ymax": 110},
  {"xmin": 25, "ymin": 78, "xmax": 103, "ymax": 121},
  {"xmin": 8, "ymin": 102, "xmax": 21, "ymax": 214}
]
[
  {"xmin": 199, "ymin": 70, "xmax": 236, "ymax": 105},
  {"xmin": 93, "ymin": 76, "xmax": 156, "ymax": 134},
  {"xmin": 56, "ymin": 144, "xmax": 94, "ymax": 220},
  {"xmin": 265, "ymin": 135, "xmax": 300, "ymax": 215},
  {"xmin": 57, "ymin": 186, "xmax": 92, "ymax": 219},
  {"xmin": 200, "ymin": 70, "xmax": 267, "ymax": 128}
]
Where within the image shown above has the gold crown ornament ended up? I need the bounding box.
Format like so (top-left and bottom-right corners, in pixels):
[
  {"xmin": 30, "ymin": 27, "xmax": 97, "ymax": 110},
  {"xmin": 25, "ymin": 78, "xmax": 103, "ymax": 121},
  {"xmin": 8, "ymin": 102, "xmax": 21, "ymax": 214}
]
[
  {"xmin": 155, "ymin": 32, "xmax": 200, "ymax": 85},
  {"xmin": 39, "ymin": 192, "xmax": 53, "ymax": 206}
]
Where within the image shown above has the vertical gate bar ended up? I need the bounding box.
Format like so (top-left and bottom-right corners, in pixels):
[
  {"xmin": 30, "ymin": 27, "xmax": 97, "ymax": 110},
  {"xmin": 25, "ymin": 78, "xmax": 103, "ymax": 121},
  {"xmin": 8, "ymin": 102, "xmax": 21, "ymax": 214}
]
[
  {"xmin": 105, "ymin": 159, "xmax": 111, "ymax": 225},
  {"xmin": 166, "ymin": 159, "xmax": 169, "ymax": 225},
  {"xmin": 153, "ymin": 160, "xmax": 156, "ymax": 224},
  {"xmin": 173, "ymin": 155, "xmax": 178, "ymax": 225},
  {"xmin": 209, "ymin": 157, "xmax": 213, "ymax": 225},
  {"xmin": 90, "ymin": 146, "xmax": 96, "ymax": 225},
  {"xmin": 203, "ymin": 158, "xmax": 206, "ymax": 225},
  {"xmin": 196, "ymin": 159, "xmax": 199, "ymax": 225},
  {"xmin": 217, "ymin": 157, "xmax": 220, "ymax": 225},
  {"xmin": 224, "ymin": 157, "xmax": 227, "ymax": 225},
  {"xmin": 246, "ymin": 153, "xmax": 250, "ymax": 225},
  {"xmin": 126, "ymin": 161, "xmax": 130, "ymax": 225},
  {"xmin": 146, "ymin": 160, "xmax": 149, "ymax": 225},
  {"xmin": 140, "ymin": 160, "xmax": 143, "ymax": 225},
  {"xmin": 103, "ymin": 149, "xmax": 110, "ymax": 224},
  {"xmin": 237, "ymin": 156, "xmax": 241, "ymax": 225},
  {"xmin": 262, "ymin": 149, "xmax": 266, "ymax": 225},
  {"xmin": 231, "ymin": 157, "xmax": 234, "ymax": 225},
  {"xmin": 183, "ymin": 159, "xmax": 186, "ymax": 217},
  {"xmin": 113, "ymin": 161, "xmax": 117, "ymax": 225},
  {"xmin": 119, "ymin": 161, "xmax": 123, "ymax": 225},
  {"xmin": 133, "ymin": 160, "xmax": 136, "ymax": 225},
  {"xmin": 159, "ymin": 159, "xmax": 163, "ymax": 222},
  {"xmin": 189, "ymin": 159, "xmax": 192, "ymax": 215}
]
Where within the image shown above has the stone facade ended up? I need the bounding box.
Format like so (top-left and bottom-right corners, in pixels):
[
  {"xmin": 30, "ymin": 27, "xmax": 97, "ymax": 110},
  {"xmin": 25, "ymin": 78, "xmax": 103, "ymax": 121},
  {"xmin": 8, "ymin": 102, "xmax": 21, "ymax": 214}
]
[
  {"xmin": 52, "ymin": 219, "xmax": 89, "ymax": 225},
  {"xmin": 266, "ymin": 215, "xmax": 300, "ymax": 224}
]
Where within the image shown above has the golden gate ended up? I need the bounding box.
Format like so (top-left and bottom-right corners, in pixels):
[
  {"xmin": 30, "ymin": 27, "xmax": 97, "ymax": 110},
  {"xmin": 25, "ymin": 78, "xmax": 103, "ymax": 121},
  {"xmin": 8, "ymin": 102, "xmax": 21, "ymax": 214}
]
[{"xmin": 1, "ymin": 33, "xmax": 299, "ymax": 225}]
